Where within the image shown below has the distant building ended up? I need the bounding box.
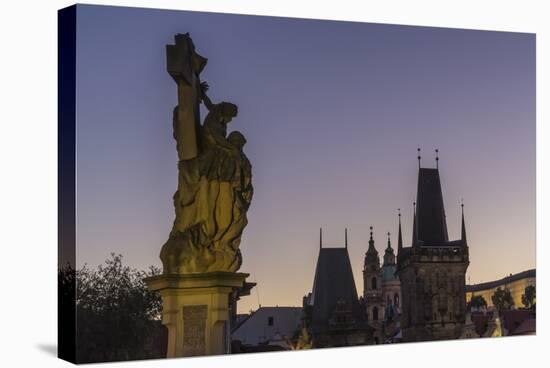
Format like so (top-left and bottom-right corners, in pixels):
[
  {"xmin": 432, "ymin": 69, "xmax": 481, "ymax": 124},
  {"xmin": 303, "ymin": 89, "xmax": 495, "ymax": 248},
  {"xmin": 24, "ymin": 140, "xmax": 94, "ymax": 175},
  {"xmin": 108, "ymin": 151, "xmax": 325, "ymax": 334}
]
[
  {"xmin": 466, "ymin": 269, "xmax": 536, "ymax": 308},
  {"xmin": 396, "ymin": 158, "xmax": 469, "ymax": 342},
  {"xmin": 362, "ymin": 228, "xmax": 401, "ymax": 344},
  {"xmin": 298, "ymin": 153, "xmax": 533, "ymax": 346},
  {"xmin": 231, "ymin": 306, "xmax": 302, "ymax": 351},
  {"xmin": 302, "ymin": 231, "xmax": 374, "ymax": 348}
]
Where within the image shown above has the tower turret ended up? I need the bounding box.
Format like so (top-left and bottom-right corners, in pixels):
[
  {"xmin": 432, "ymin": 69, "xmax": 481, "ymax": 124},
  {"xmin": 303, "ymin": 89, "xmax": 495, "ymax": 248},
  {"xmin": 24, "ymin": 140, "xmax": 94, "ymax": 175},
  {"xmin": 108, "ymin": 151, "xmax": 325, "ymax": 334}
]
[
  {"xmin": 364, "ymin": 226, "xmax": 380, "ymax": 269},
  {"xmin": 383, "ymin": 232, "xmax": 396, "ymax": 266}
]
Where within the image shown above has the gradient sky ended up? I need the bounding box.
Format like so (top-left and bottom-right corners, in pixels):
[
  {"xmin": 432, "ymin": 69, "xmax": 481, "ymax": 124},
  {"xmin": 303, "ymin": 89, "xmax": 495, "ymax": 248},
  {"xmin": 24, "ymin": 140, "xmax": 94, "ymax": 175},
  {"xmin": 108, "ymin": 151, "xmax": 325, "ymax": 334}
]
[{"xmin": 75, "ymin": 5, "xmax": 535, "ymax": 313}]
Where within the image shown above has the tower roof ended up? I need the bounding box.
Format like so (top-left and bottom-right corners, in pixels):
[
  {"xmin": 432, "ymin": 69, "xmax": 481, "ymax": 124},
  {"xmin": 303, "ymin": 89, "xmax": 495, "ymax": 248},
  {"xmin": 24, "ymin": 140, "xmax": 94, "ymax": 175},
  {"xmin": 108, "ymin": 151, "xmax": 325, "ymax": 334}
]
[
  {"xmin": 310, "ymin": 247, "xmax": 366, "ymax": 333},
  {"xmin": 415, "ymin": 167, "xmax": 449, "ymax": 244},
  {"xmin": 383, "ymin": 232, "xmax": 396, "ymax": 266},
  {"xmin": 364, "ymin": 226, "xmax": 380, "ymax": 266}
]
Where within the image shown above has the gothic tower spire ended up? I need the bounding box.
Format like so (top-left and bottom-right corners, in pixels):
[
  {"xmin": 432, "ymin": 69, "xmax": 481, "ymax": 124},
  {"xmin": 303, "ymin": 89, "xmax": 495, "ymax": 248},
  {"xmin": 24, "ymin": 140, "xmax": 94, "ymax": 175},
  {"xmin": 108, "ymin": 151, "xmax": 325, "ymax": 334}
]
[
  {"xmin": 398, "ymin": 208, "xmax": 403, "ymax": 252},
  {"xmin": 461, "ymin": 200, "xmax": 467, "ymax": 245},
  {"xmin": 412, "ymin": 201, "xmax": 417, "ymax": 246}
]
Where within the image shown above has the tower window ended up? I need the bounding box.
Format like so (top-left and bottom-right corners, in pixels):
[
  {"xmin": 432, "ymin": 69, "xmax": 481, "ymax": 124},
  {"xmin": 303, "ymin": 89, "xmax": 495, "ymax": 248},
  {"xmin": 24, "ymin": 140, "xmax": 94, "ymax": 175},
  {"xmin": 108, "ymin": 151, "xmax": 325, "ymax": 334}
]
[
  {"xmin": 394, "ymin": 293, "xmax": 399, "ymax": 308},
  {"xmin": 371, "ymin": 277, "xmax": 378, "ymax": 290},
  {"xmin": 373, "ymin": 306, "xmax": 379, "ymax": 321},
  {"xmin": 267, "ymin": 316, "xmax": 274, "ymax": 326}
]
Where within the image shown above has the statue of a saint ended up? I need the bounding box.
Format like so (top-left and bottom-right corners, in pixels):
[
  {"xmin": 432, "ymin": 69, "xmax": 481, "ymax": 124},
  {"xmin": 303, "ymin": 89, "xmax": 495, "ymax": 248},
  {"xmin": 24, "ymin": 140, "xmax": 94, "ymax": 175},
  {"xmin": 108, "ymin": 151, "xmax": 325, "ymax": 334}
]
[{"xmin": 160, "ymin": 34, "xmax": 253, "ymax": 274}]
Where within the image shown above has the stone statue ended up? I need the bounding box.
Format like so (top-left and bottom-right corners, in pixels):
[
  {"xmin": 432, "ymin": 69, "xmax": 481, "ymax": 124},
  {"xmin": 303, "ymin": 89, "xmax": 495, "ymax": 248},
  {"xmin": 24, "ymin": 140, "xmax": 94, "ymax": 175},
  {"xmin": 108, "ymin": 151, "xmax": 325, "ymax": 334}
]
[{"xmin": 160, "ymin": 34, "xmax": 253, "ymax": 274}]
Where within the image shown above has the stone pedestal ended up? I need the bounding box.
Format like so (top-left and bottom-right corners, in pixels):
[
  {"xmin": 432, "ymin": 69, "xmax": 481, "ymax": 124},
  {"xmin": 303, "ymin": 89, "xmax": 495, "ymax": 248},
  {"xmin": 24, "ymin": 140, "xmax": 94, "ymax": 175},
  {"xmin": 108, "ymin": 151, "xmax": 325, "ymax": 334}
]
[{"xmin": 144, "ymin": 272, "xmax": 249, "ymax": 358}]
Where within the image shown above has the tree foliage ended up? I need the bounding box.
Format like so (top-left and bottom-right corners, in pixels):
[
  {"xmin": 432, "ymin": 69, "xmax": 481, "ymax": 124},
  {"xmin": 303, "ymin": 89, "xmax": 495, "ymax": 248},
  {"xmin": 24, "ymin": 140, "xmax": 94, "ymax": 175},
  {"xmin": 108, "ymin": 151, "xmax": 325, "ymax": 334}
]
[
  {"xmin": 289, "ymin": 327, "xmax": 312, "ymax": 350},
  {"xmin": 468, "ymin": 295, "xmax": 488, "ymax": 311},
  {"xmin": 59, "ymin": 254, "xmax": 166, "ymax": 363},
  {"xmin": 491, "ymin": 287, "xmax": 514, "ymax": 312},
  {"xmin": 521, "ymin": 285, "xmax": 536, "ymax": 309},
  {"xmin": 58, "ymin": 263, "xmax": 76, "ymax": 361}
]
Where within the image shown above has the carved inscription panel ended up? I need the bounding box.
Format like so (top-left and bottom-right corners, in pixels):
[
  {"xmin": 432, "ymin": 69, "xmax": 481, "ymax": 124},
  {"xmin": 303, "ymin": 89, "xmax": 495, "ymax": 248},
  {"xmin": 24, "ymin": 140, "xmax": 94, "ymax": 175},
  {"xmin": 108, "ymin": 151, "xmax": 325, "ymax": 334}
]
[{"xmin": 182, "ymin": 305, "xmax": 207, "ymax": 356}]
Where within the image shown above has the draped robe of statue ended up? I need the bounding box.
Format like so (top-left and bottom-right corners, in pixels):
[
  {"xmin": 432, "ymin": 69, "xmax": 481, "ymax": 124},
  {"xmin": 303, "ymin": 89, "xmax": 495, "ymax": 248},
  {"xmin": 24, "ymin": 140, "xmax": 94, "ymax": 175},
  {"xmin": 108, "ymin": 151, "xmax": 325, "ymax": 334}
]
[{"xmin": 160, "ymin": 34, "xmax": 253, "ymax": 274}]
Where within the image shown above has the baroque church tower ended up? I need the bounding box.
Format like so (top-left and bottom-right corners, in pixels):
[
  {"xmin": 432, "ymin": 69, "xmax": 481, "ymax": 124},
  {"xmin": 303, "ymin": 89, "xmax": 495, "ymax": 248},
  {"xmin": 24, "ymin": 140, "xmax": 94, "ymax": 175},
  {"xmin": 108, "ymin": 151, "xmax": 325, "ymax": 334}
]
[
  {"xmin": 381, "ymin": 228, "xmax": 401, "ymax": 324},
  {"xmin": 397, "ymin": 150, "xmax": 469, "ymax": 341},
  {"xmin": 363, "ymin": 227, "xmax": 385, "ymax": 344}
]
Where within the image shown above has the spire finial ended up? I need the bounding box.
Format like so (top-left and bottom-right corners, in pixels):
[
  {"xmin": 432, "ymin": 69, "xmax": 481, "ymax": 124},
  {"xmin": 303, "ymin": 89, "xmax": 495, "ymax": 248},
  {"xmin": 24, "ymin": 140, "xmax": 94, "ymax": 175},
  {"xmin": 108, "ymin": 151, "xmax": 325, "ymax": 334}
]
[
  {"xmin": 320, "ymin": 227, "xmax": 323, "ymax": 249},
  {"xmin": 435, "ymin": 148, "xmax": 439, "ymax": 169},
  {"xmin": 417, "ymin": 147, "xmax": 421, "ymax": 169},
  {"xmin": 368, "ymin": 225, "xmax": 376, "ymax": 251},
  {"xmin": 387, "ymin": 231, "xmax": 391, "ymax": 249},
  {"xmin": 345, "ymin": 228, "xmax": 348, "ymax": 248}
]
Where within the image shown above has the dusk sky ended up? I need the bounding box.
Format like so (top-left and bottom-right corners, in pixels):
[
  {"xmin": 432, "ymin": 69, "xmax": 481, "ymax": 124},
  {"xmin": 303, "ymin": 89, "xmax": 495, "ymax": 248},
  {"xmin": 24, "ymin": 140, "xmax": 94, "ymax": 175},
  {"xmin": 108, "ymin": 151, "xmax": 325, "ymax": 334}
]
[{"xmin": 75, "ymin": 5, "xmax": 535, "ymax": 313}]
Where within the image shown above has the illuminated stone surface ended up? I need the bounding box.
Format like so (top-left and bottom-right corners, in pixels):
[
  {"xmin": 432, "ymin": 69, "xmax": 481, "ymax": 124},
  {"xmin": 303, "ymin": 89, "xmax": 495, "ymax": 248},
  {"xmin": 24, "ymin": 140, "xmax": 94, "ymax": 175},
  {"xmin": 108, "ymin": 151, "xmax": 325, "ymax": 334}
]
[
  {"xmin": 160, "ymin": 33, "xmax": 253, "ymax": 274},
  {"xmin": 145, "ymin": 34, "xmax": 254, "ymax": 359},
  {"xmin": 145, "ymin": 272, "xmax": 249, "ymax": 357}
]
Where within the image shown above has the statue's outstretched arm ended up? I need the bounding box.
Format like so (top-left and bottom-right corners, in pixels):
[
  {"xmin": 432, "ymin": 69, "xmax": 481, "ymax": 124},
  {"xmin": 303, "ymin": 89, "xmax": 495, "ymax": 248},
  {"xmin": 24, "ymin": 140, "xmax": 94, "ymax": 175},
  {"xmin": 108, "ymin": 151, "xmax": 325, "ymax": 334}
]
[{"xmin": 200, "ymin": 81, "xmax": 214, "ymax": 111}]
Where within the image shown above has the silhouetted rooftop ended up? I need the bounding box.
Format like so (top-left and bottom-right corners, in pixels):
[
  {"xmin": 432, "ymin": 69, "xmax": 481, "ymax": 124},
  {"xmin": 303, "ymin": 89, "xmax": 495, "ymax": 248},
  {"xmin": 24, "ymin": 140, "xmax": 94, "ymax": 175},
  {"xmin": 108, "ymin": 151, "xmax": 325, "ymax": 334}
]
[
  {"xmin": 310, "ymin": 247, "xmax": 367, "ymax": 333},
  {"xmin": 501, "ymin": 309, "xmax": 536, "ymax": 335},
  {"xmin": 415, "ymin": 168, "xmax": 449, "ymax": 244}
]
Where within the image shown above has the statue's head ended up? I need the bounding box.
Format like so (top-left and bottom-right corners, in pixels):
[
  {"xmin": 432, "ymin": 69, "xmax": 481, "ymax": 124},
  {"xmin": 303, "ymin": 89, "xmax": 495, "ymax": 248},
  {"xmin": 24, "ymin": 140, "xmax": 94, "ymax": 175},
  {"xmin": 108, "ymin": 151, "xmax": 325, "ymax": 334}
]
[
  {"xmin": 219, "ymin": 102, "xmax": 238, "ymax": 124},
  {"xmin": 228, "ymin": 131, "xmax": 246, "ymax": 150}
]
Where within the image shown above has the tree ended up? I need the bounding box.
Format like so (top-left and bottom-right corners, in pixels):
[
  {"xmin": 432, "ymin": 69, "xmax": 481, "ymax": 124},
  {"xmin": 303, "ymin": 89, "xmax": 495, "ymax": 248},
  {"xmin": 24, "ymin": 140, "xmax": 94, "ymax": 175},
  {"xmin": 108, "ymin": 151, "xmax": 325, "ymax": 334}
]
[
  {"xmin": 59, "ymin": 254, "xmax": 166, "ymax": 363},
  {"xmin": 468, "ymin": 295, "xmax": 488, "ymax": 311},
  {"xmin": 58, "ymin": 263, "xmax": 76, "ymax": 362},
  {"xmin": 491, "ymin": 287, "xmax": 514, "ymax": 312},
  {"xmin": 290, "ymin": 327, "xmax": 312, "ymax": 350},
  {"xmin": 521, "ymin": 285, "xmax": 536, "ymax": 309}
]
